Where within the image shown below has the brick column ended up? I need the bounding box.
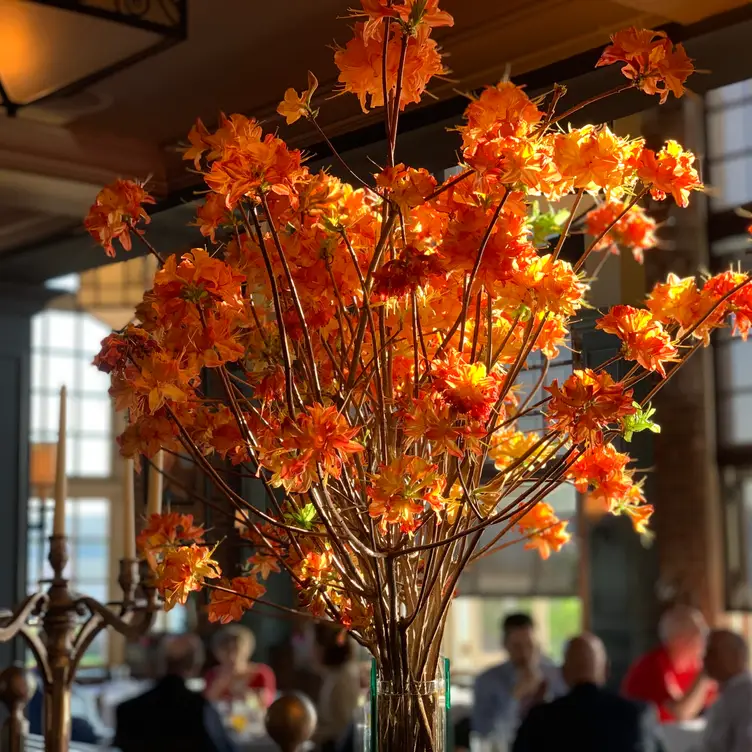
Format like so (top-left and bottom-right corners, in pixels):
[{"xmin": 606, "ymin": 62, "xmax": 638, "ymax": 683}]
[{"xmin": 642, "ymin": 100, "xmax": 725, "ymax": 624}]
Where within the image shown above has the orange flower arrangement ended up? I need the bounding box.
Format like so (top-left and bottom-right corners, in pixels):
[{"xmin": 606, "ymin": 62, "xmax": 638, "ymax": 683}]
[{"xmin": 84, "ymin": 4, "xmax": 750, "ymax": 748}]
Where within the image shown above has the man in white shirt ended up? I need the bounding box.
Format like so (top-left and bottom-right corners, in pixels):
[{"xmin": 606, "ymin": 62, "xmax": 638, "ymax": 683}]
[
  {"xmin": 701, "ymin": 629, "xmax": 752, "ymax": 752},
  {"xmin": 472, "ymin": 613, "xmax": 566, "ymax": 741}
]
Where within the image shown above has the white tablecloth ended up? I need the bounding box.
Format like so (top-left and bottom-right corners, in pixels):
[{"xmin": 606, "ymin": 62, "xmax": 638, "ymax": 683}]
[{"xmin": 659, "ymin": 719, "xmax": 706, "ymax": 752}]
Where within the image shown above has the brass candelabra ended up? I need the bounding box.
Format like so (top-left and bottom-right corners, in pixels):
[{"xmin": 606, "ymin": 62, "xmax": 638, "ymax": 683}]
[{"xmin": 0, "ymin": 534, "xmax": 158, "ymax": 752}]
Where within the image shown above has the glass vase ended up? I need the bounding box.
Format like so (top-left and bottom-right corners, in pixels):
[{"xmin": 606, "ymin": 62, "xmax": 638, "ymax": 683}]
[{"xmin": 363, "ymin": 658, "xmax": 452, "ymax": 752}]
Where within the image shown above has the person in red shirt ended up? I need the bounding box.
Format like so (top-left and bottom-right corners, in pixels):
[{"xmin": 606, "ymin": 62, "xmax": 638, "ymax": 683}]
[
  {"xmin": 204, "ymin": 625, "xmax": 276, "ymax": 708},
  {"xmin": 622, "ymin": 604, "xmax": 716, "ymax": 722}
]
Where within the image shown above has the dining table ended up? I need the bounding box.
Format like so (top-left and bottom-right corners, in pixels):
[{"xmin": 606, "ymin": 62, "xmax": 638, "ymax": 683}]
[{"xmin": 659, "ymin": 718, "xmax": 706, "ymax": 752}]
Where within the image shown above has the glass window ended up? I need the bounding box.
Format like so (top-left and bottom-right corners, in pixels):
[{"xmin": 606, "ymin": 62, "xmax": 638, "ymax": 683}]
[
  {"xmin": 29, "ymin": 291, "xmax": 118, "ymax": 667},
  {"xmin": 31, "ymin": 307, "xmax": 113, "ymax": 478}
]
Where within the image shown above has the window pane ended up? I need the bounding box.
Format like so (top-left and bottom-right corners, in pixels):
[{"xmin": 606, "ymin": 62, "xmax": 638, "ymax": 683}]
[
  {"xmin": 707, "ymin": 104, "xmax": 748, "ymax": 159},
  {"xmin": 76, "ymin": 499, "xmax": 109, "ymax": 536},
  {"xmin": 73, "ymin": 543, "xmax": 108, "ymax": 580},
  {"xmin": 75, "ymin": 438, "xmax": 111, "ymax": 477},
  {"xmin": 45, "ymin": 355, "xmax": 78, "ymax": 394},
  {"xmin": 44, "ymin": 311, "xmax": 78, "ymax": 347},
  {"xmin": 76, "ymin": 397, "xmax": 112, "ymax": 434},
  {"xmin": 720, "ymin": 394, "xmax": 752, "ymax": 445},
  {"xmin": 81, "ymin": 317, "xmax": 109, "ymax": 353},
  {"xmin": 718, "ymin": 340, "xmax": 752, "ymax": 391},
  {"xmin": 707, "ymin": 80, "xmax": 752, "ymax": 107},
  {"xmin": 82, "ymin": 364, "xmax": 111, "ymax": 394},
  {"xmin": 711, "ymin": 155, "xmax": 752, "ymax": 210}
]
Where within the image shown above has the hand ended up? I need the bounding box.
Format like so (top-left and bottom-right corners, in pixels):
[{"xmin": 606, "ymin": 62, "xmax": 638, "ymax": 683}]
[{"xmin": 513, "ymin": 667, "xmax": 543, "ymax": 700}]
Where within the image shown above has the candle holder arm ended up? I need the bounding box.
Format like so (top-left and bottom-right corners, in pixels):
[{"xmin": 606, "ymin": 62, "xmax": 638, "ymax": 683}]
[
  {"xmin": 73, "ymin": 596, "xmax": 158, "ymax": 644},
  {"xmin": 0, "ymin": 593, "xmax": 48, "ymax": 641}
]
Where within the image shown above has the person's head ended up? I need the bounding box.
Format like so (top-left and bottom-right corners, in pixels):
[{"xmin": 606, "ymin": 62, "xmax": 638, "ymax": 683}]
[
  {"xmin": 659, "ymin": 605, "xmax": 708, "ymax": 667},
  {"xmin": 211, "ymin": 625, "xmax": 255, "ymax": 669},
  {"xmin": 314, "ymin": 624, "xmax": 354, "ymax": 668},
  {"xmin": 159, "ymin": 633, "xmax": 205, "ymax": 679},
  {"xmin": 502, "ymin": 613, "xmax": 537, "ymax": 669},
  {"xmin": 704, "ymin": 629, "xmax": 748, "ymax": 684},
  {"xmin": 562, "ymin": 633, "xmax": 608, "ymax": 688}
]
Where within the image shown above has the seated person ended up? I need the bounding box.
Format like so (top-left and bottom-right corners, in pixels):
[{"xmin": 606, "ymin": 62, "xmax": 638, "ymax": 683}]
[
  {"xmin": 28, "ymin": 675, "xmax": 98, "ymax": 745},
  {"xmin": 312, "ymin": 625, "xmax": 361, "ymax": 752},
  {"xmin": 701, "ymin": 629, "xmax": 752, "ymax": 752},
  {"xmin": 623, "ymin": 604, "xmax": 715, "ymax": 722},
  {"xmin": 472, "ymin": 612, "xmax": 566, "ymax": 741},
  {"xmin": 513, "ymin": 633, "xmax": 660, "ymax": 752},
  {"xmin": 114, "ymin": 634, "xmax": 236, "ymax": 752},
  {"xmin": 204, "ymin": 624, "xmax": 275, "ymax": 708}
]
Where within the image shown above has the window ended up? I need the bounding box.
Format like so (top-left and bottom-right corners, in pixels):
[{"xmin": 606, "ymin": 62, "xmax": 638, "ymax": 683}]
[
  {"xmin": 443, "ymin": 596, "xmax": 582, "ymax": 676},
  {"xmin": 27, "ymin": 497, "xmax": 110, "ymax": 665},
  {"xmin": 31, "ymin": 309, "xmax": 113, "ymax": 478},
  {"xmin": 708, "ymin": 78, "xmax": 752, "ymax": 612},
  {"xmin": 28, "ymin": 293, "xmax": 117, "ymax": 666}
]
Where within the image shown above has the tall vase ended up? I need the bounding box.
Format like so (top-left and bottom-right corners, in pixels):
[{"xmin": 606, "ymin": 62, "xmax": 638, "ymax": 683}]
[{"xmin": 364, "ymin": 658, "xmax": 451, "ymax": 752}]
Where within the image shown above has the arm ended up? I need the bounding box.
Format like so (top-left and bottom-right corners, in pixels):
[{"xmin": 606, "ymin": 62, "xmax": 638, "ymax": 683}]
[
  {"xmin": 250, "ymin": 663, "xmax": 277, "ymax": 707},
  {"xmin": 664, "ymin": 673, "xmax": 713, "ymax": 722},
  {"xmin": 313, "ymin": 670, "xmax": 359, "ymax": 743},
  {"xmin": 472, "ymin": 668, "xmax": 514, "ymax": 737}
]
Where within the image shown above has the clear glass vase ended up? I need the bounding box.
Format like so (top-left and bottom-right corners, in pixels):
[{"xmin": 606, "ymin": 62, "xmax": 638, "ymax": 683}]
[{"xmin": 363, "ymin": 658, "xmax": 451, "ymax": 752}]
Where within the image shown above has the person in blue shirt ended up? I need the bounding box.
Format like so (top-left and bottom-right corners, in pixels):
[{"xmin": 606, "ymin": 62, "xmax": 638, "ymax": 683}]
[{"xmin": 472, "ymin": 612, "xmax": 567, "ymax": 741}]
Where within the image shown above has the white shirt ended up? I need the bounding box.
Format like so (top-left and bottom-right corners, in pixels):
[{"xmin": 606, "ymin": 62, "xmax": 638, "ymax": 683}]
[{"xmin": 702, "ymin": 672, "xmax": 752, "ymax": 752}]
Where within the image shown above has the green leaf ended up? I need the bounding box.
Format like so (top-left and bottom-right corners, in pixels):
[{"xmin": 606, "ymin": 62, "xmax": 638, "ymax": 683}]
[
  {"xmin": 621, "ymin": 402, "xmax": 661, "ymax": 442},
  {"xmin": 284, "ymin": 502, "xmax": 318, "ymax": 530},
  {"xmin": 526, "ymin": 202, "xmax": 571, "ymax": 247}
]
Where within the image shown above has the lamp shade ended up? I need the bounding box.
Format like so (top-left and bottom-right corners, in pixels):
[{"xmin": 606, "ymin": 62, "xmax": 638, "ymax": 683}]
[
  {"xmin": 30, "ymin": 441, "xmax": 57, "ymax": 492},
  {"xmin": 0, "ymin": 0, "xmax": 186, "ymax": 116}
]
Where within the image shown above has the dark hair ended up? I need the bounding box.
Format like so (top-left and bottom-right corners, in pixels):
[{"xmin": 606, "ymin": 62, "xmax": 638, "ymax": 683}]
[
  {"xmin": 502, "ymin": 613, "xmax": 534, "ymax": 636},
  {"xmin": 315, "ymin": 624, "xmax": 353, "ymax": 667}
]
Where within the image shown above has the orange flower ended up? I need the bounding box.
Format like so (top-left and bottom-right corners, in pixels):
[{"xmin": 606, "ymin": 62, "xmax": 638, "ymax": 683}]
[
  {"xmin": 84, "ymin": 179, "xmax": 155, "ymax": 257},
  {"xmin": 154, "ymin": 545, "xmax": 221, "ymax": 610},
  {"xmin": 545, "ymin": 369, "xmax": 636, "ymax": 445},
  {"xmin": 192, "ymin": 193, "xmax": 228, "ymax": 243},
  {"xmin": 568, "ymin": 443, "xmax": 631, "ymax": 494},
  {"xmin": 507, "ymin": 254, "xmax": 586, "ymax": 317},
  {"xmin": 334, "ymin": 23, "xmax": 446, "ymax": 112},
  {"xmin": 489, "ymin": 428, "xmax": 548, "ymax": 472},
  {"xmin": 584, "ymin": 199, "xmax": 657, "ymax": 263},
  {"xmin": 623, "ymin": 502, "xmax": 654, "ymax": 534},
  {"xmin": 368, "ymin": 456, "xmax": 444, "ymax": 533},
  {"xmin": 434, "ymin": 353, "xmax": 504, "ymax": 421},
  {"xmin": 375, "ymin": 164, "xmax": 437, "ymax": 211},
  {"xmin": 372, "ymin": 246, "xmax": 445, "ymax": 299},
  {"xmin": 596, "ymin": 304, "xmax": 678, "ymax": 376},
  {"xmin": 646, "ymin": 273, "xmax": 701, "ymax": 330},
  {"xmin": 137, "ymin": 512, "xmax": 205, "ymax": 553},
  {"xmin": 353, "ymin": 0, "xmax": 453, "ymax": 43},
  {"xmin": 461, "ymin": 81, "xmax": 543, "ymax": 142},
  {"xmin": 554, "ymin": 125, "xmax": 643, "ymax": 196},
  {"xmin": 260, "ymin": 404, "xmax": 364, "ymax": 493},
  {"xmin": 278, "ymin": 71, "xmax": 319, "ymax": 125},
  {"xmin": 207, "ymin": 576, "xmax": 266, "ymax": 624},
  {"xmin": 597, "ymin": 28, "xmax": 694, "ymax": 104},
  {"xmin": 638, "ymin": 140, "xmax": 703, "ymax": 207},
  {"xmin": 517, "ymin": 502, "xmax": 570, "ymax": 560},
  {"xmin": 249, "ymin": 552, "xmax": 282, "ymax": 580},
  {"xmin": 402, "ymin": 395, "xmax": 463, "ymax": 458}
]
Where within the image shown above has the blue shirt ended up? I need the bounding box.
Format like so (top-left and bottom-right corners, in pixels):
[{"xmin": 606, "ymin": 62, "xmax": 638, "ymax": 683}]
[{"xmin": 472, "ymin": 658, "xmax": 567, "ymax": 737}]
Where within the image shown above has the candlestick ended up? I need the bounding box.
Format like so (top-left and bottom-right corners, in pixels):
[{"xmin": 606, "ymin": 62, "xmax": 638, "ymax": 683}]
[
  {"xmin": 52, "ymin": 387, "xmax": 67, "ymax": 537},
  {"xmin": 123, "ymin": 459, "xmax": 136, "ymax": 560},
  {"xmin": 146, "ymin": 451, "xmax": 163, "ymax": 517}
]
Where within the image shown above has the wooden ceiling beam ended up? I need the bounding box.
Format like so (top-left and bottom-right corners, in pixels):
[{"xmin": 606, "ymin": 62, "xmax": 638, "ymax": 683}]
[{"xmin": 610, "ymin": 0, "xmax": 748, "ymax": 24}]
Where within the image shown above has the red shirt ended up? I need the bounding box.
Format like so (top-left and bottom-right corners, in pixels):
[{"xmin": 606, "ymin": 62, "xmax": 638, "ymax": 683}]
[
  {"xmin": 205, "ymin": 664, "xmax": 276, "ymax": 708},
  {"xmin": 621, "ymin": 645, "xmax": 713, "ymax": 722}
]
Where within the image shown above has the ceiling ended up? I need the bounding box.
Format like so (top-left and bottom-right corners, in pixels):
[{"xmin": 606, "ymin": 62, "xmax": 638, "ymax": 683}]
[{"xmin": 0, "ymin": 0, "xmax": 749, "ymax": 283}]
